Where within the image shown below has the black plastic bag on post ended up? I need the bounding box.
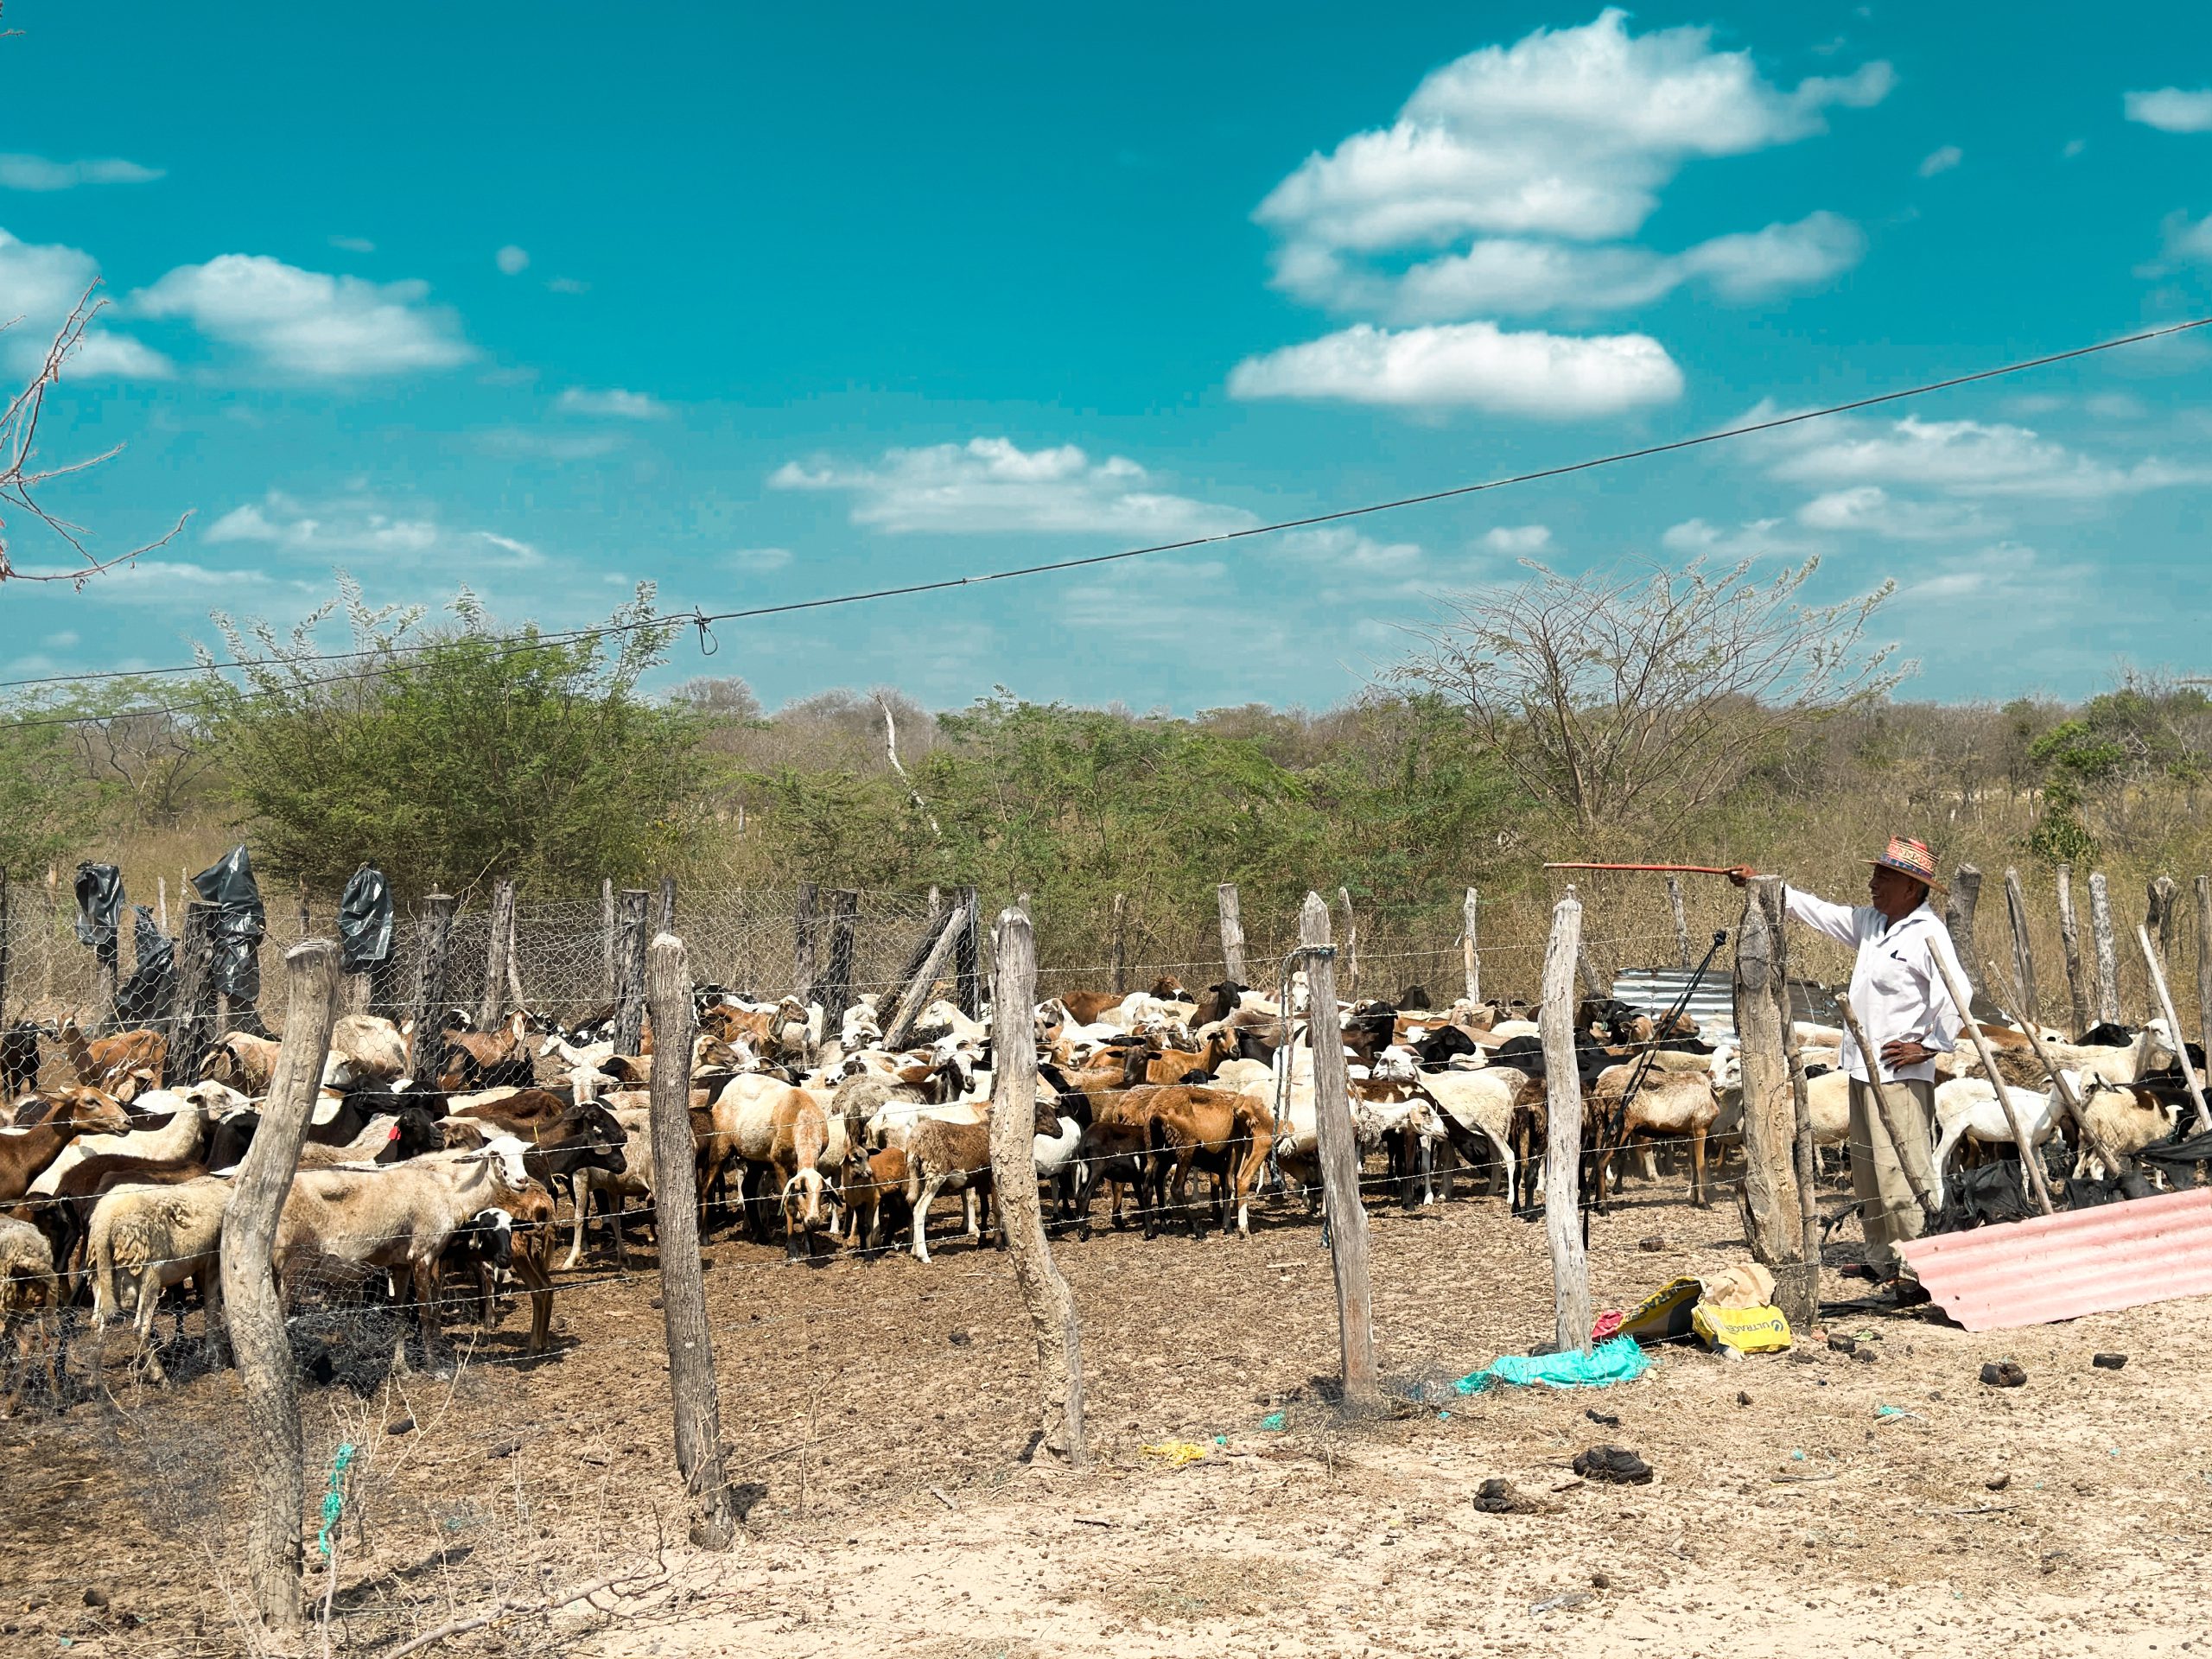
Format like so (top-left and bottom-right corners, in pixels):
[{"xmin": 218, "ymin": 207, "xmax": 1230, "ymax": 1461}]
[
  {"xmin": 192, "ymin": 844, "xmax": 267, "ymax": 1006},
  {"xmin": 114, "ymin": 906, "xmax": 177, "ymax": 1027},
  {"xmin": 337, "ymin": 864, "xmax": 394, "ymax": 974},
  {"xmin": 73, "ymin": 862, "xmax": 123, "ymax": 952}
]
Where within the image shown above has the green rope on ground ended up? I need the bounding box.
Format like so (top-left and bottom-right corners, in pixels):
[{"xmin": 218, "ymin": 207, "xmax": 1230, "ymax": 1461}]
[{"xmin": 317, "ymin": 1442, "xmax": 357, "ymax": 1560}]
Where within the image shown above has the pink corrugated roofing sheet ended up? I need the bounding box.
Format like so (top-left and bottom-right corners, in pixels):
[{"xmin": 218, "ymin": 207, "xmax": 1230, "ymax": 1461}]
[{"xmin": 1894, "ymin": 1188, "xmax": 2212, "ymax": 1332}]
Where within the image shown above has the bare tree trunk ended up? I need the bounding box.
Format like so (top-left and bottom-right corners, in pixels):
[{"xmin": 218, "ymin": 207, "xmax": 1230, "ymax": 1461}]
[
  {"xmin": 478, "ymin": 879, "xmax": 516, "ymax": 1027},
  {"xmin": 985, "ymin": 905, "xmax": 1086, "ymax": 1464},
  {"xmin": 645, "ymin": 932, "xmax": 740, "ymax": 1548},
  {"xmin": 1943, "ymin": 864, "xmax": 1982, "ymax": 1002},
  {"xmin": 1541, "ymin": 890, "xmax": 1590, "ymax": 1353},
  {"xmin": 2056, "ymin": 863, "xmax": 2091, "ymax": 1036},
  {"xmin": 2089, "ymin": 872, "xmax": 2121, "ymax": 1025},
  {"xmin": 219, "ymin": 941, "xmax": 343, "ymax": 1639},
  {"xmin": 612, "ymin": 890, "xmax": 649, "ymax": 1057},
  {"xmin": 1733, "ymin": 879, "xmax": 1811, "ymax": 1325},
  {"xmin": 1462, "ymin": 886, "xmax": 1481, "ymax": 1004},
  {"xmin": 2003, "ymin": 868, "xmax": 2040, "ymax": 1026},
  {"xmin": 1300, "ymin": 892, "xmax": 1376, "ymax": 1407},
  {"xmin": 1216, "ymin": 884, "xmax": 1248, "ymax": 986},
  {"xmin": 1669, "ymin": 874, "xmax": 1692, "ymax": 970},
  {"xmin": 882, "ymin": 905, "xmax": 968, "ymax": 1051}
]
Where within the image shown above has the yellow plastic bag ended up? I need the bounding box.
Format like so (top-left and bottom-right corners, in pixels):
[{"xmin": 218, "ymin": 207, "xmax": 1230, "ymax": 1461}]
[
  {"xmin": 1691, "ymin": 1300, "xmax": 1793, "ymax": 1353},
  {"xmin": 1139, "ymin": 1440, "xmax": 1211, "ymax": 1466},
  {"xmin": 1616, "ymin": 1276, "xmax": 1702, "ymax": 1344}
]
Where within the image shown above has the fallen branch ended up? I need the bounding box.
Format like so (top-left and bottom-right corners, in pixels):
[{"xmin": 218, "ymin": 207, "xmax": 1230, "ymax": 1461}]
[{"xmin": 378, "ymin": 1566, "xmax": 670, "ymax": 1659}]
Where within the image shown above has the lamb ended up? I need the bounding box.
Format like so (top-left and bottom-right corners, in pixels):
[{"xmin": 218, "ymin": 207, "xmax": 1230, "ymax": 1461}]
[
  {"xmin": 564, "ymin": 1105, "xmax": 655, "ymax": 1270},
  {"xmin": 904, "ymin": 1115, "xmax": 995, "ymax": 1263},
  {"xmin": 87, "ymin": 1176, "xmax": 234, "ymax": 1382},
  {"xmin": 1586, "ymin": 1062, "xmax": 1722, "ymax": 1207},
  {"xmin": 322, "ymin": 1014, "xmax": 410, "ymax": 1090},
  {"xmin": 1929, "ymin": 1077, "xmax": 2062, "ymax": 1206},
  {"xmin": 0, "ymin": 1216, "xmax": 60, "ymax": 1414},
  {"xmin": 2069, "ymin": 1071, "xmax": 2181, "ymax": 1179},
  {"xmin": 1415, "ymin": 1067, "xmax": 1539, "ymax": 1206}
]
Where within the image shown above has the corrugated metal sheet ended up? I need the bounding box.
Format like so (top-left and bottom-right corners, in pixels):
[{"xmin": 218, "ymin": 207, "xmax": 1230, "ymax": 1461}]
[
  {"xmin": 1894, "ymin": 1188, "xmax": 2212, "ymax": 1332},
  {"xmin": 1611, "ymin": 969, "xmax": 1738, "ymax": 1045}
]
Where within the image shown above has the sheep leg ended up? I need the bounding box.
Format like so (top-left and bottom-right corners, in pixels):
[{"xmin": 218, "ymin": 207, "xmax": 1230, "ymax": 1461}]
[
  {"xmin": 1689, "ymin": 1128, "xmax": 1709, "ymax": 1208},
  {"xmin": 911, "ymin": 1172, "xmax": 949, "ymax": 1264},
  {"xmin": 562, "ymin": 1178, "xmax": 590, "ymax": 1272}
]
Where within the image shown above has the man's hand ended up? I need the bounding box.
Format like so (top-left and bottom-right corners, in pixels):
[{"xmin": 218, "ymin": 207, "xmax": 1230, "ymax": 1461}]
[
  {"xmin": 1725, "ymin": 866, "xmax": 1758, "ymax": 888},
  {"xmin": 1881, "ymin": 1038, "xmax": 1933, "ymax": 1070}
]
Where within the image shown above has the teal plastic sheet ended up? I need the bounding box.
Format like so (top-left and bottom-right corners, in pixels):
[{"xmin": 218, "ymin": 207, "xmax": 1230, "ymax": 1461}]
[{"xmin": 1452, "ymin": 1335, "xmax": 1651, "ymax": 1395}]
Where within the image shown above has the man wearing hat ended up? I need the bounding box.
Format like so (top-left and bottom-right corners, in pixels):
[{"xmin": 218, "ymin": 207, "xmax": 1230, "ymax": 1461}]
[{"xmin": 1730, "ymin": 838, "xmax": 1967, "ymax": 1291}]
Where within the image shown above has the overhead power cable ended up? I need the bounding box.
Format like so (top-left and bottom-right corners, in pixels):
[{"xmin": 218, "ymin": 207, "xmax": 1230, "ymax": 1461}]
[{"xmin": 3, "ymin": 310, "xmax": 2205, "ymax": 735}]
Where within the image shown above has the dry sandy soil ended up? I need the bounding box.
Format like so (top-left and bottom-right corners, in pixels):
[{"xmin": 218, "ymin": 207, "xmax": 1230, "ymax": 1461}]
[{"xmin": 4, "ymin": 1172, "xmax": 2210, "ymax": 1658}]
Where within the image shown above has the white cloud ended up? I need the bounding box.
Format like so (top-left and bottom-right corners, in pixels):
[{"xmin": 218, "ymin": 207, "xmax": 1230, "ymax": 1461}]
[
  {"xmin": 1767, "ymin": 414, "xmax": 2212, "ymax": 499},
  {"xmin": 329, "ymin": 234, "xmax": 376, "ymax": 253},
  {"xmin": 1258, "ymin": 10, "xmax": 1891, "ymax": 251},
  {"xmin": 768, "ymin": 436, "xmax": 1255, "ymax": 537},
  {"xmin": 0, "ymin": 154, "xmax": 162, "ymax": 191},
  {"xmin": 546, "ymin": 276, "xmax": 589, "ymax": 295},
  {"xmin": 2063, "ymin": 138, "xmax": 2088, "ymax": 159},
  {"xmin": 82, "ymin": 560, "xmax": 284, "ymax": 604},
  {"xmin": 475, "ymin": 426, "xmax": 626, "ymax": 461},
  {"xmin": 1362, "ymin": 212, "xmax": 1863, "ymax": 321},
  {"xmin": 2158, "ymin": 210, "xmax": 2212, "ymax": 264},
  {"xmin": 1279, "ymin": 525, "xmax": 1424, "ymax": 576},
  {"xmin": 1660, "ymin": 517, "xmax": 1812, "ymax": 559},
  {"xmin": 203, "ymin": 490, "xmax": 541, "ymax": 567},
  {"xmin": 0, "ymin": 228, "xmax": 172, "ymax": 378},
  {"xmin": 1897, "ymin": 543, "xmax": 2088, "ymax": 607},
  {"xmin": 2125, "ymin": 87, "xmax": 2212, "ymax": 133},
  {"xmin": 1483, "ymin": 524, "xmax": 1553, "ymax": 554},
  {"xmin": 1917, "ymin": 144, "xmax": 1962, "ymax": 177},
  {"xmin": 134, "ymin": 254, "xmax": 471, "ymax": 377},
  {"xmin": 1795, "ymin": 486, "xmax": 1991, "ymax": 540},
  {"xmin": 732, "ymin": 546, "xmax": 792, "ymax": 572},
  {"xmin": 1227, "ymin": 320, "xmax": 1681, "ymax": 416},
  {"xmin": 496, "ymin": 245, "xmax": 531, "ymax": 276},
  {"xmin": 556, "ymin": 385, "xmax": 669, "ymax": 419}
]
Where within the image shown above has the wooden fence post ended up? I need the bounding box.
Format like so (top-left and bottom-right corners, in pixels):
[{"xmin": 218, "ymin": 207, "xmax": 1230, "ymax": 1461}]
[
  {"xmin": 1669, "ymin": 874, "xmax": 1692, "ymax": 970},
  {"xmin": 1927, "ymin": 951, "xmax": 2054, "ymax": 1216},
  {"xmin": 1300, "ymin": 892, "xmax": 1377, "ymax": 1406},
  {"xmin": 792, "ymin": 881, "xmax": 819, "ymax": 1002},
  {"xmin": 882, "ymin": 904, "xmax": 968, "ymax": 1052},
  {"xmin": 2196, "ymin": 875, "xmax": 2212, "ymax": 1048},
  {"xmin": 818, "ymin": 889, "xmax": 860, "ymax": 1038},
  {"xmin": 409, "ymin": 894, "xmax": 455, "ymax": 1073},
  {"xmin": 0, "ymin": 871, "xmax": 10, "ymax": 1023},
  {"xmin": 645, "ymin": 931, "xmax": 741, "ymax": 1548},
  {"xmin": 2003, "ymin": 868, "xmax": 2040, "ymax": 1026},
  {"xmin": 601, "ymin": 877, "xmax": 617, "ymax": 1001},
  {"xmin": 504, "ymin": 894, "xmax": 526, "ymax": 1014},
  {"xmin": 1336, "ymin": 887, "xmax": 1358, "ymax": 999},
  {"xmin": 955, "ymin": 884, "xmax": 982, "ymax": 1020},
  {"xmin": 1943, "ymin": 863, "xmax": 1982, "ymax": 1001},
  {"xmin": 2137, "ymin": 925, "xmax": 2212, "ymax": 1134},
  {"xmin": 1461, "ymin": 886, "xmax": 1481, "ymax": 1004},
  {"xmin": 881, "ymin": 892, "xmax": 951, "ymax": 1026},
  {"xmin": 2056, "ymin": 862, "xmax": 2091, "ymax": 1036},
  {"xmin": 1733, "ymin": 878, "xmax": 1812, "ymax": 1325},
  {"xmin": 1539, "ymin": 888, "xmax": 1591, "ymax": 1353},
  {"xmin": 1217, "ymin": 883, "xmax": 1248, "ymax": 986},
  {"xmin": 155, "ymin": 874, "xmax": 167, "ymax": 937},
  {"xmin": 479, "ymin": 878, "xmax": 516, "ymax": 1027},
  {"xmin": 2148, "ymin": 875, "xmax": 2179, "ymax": 979},
  {"xmin": 1109, "ymin": 892, "xmax": 1128, "ymax": 996},
  {"xmin": 220, "ymin": 940, "xmax": 343, "ymax": 1637},
  {"xmin": 986, "ymin": 904, "xmax": 1086, "ymax": 1464},
  {"xmin": 2088, "ymin": 872, "xmax": 2121, "ymax": 1024},
  {"xmin": 658, "ymin": 874, "xmax": 677, "ymax": 938},
  {"xmin": 171, "ymin": 903, "xmax": 218, "ymax": 1082},
  {"xmin": 612, "ymin": 889, "xmax": 650, "ymax": 1056}
]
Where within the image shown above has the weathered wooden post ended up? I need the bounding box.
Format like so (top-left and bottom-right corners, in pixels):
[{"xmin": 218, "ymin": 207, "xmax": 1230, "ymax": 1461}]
[
  {"xmin": 93, "ymin": 926, "xmax": 119, "ymax": 1034},
  {"xmin": 1669, "ymin": 874, "xmax": 1693, "ymax": 970},
  {"xmin": 645, "ymin": 931, "xmax": 741, "ymax": 1548},
  {"xmin": 1109, "ymin": 891, "xmax": 1128, "ymax": 996},
  {"xmin": 0, "ymin": 872, "xmax": 10, "ymax": 1023},
  {"xmin": 601, "ymin": 877, "xmax": 617, "ymax": 1000},
  {"xmin": 792, "ymin": 880, "xmax": 819, "ymax": 1003},
  {"xmin": 1928, "ymin": 951, "xmax": 2054, "ymax": 1216},
  {"xmin": 954, "ymin": 884, "xmax": 982, "ymax": 1020},
  {"xmin": 1540, "ymin": 888, "xmax": 1591, "ymax": 1352},
  {"xmin": 1217, "ymin": 883, "xmax": 1249, "ymax": 986},
  {"xmin": 296, "ymin": 881, "xmax": 310, "ymax": 941},
  {"xmin": 1943, "ymin": 863, "xmax": 1982, "ymax": 1001},
  {"xmin": 2137, "ymin": 925, "xmax": 2212, "ymax": 1133},
  {"xmin": 658, "ymin": 874, "xmax": 677, "ymax": 938},
  {"xmin": 503, "ymin": 893, "xmax": 526, "ymax": 1014},
  {"xmin": 612, "ymin": 889, "xmax": 650, "ymax": 1056},
  {"xmin": 2056, "ymin": 862, "xmax": 2091, "ymax": 1036},
  {"xmin": 1336, "ymin": 887, "xmax": 1358, "ymax": 999},
  {"xmin": 1733, "ymin": 878, "xmax": 1813, "ymax": 1325},
  {"xmin": 2003, "ymin": 868, "xmax": 2040, "ymax": 1026},
  {"xmin": 155, "ymin": 874, "xmax": 167, "ymax": 937},
  {"xmin": 882, "ymin": 904, "xmax": 968, "ymax": 1052},
  {"xmin": 478, "ymin": 877, "xmax": 516, "ymax": 1027},
  {"xmin": 2088, "ymin": 871, "xmax": 2122, "ymax": 1024},
  {"xmin": 1300, "ymin": 892, "xmax": 1377, "ymax": 1406},
  {"xmin": 172, "ymin": 903, "xmax": 218, "ymax": 1081},
  {"xmin": 1461, "ymin": 886, "xmax": 1481, "ymax": 1004},
  {"xmin": 818, "ymin": 889, "xmax": 860, "ymax": 1038},
  {"xmin": 2196, "ymin": 876, "xmax": 2212, "ymax": 1049},
  {"xmin": 986, "ymin": 904, "xmax": 1086, "ymax": 1464},
  {"xmin": 1834, "ymin": 998, "xmax": 1942, "ymax": 1224},
  {"xmin": 2148, "ymin": 875, "xmax": 2180, "ymax": 979},
  {"xmin": 408, "ymin": 894, "xmax": 455, "ymax": 1074},
  {"xmin": 220, "ymin": 940, "xmax": 343, "ymax": 1637}
]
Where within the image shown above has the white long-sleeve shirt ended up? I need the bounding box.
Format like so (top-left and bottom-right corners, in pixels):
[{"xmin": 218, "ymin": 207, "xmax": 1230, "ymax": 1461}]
[{"xmin": 1783, "ymin": 886, "xmax": 1967, "ymax": 1084}]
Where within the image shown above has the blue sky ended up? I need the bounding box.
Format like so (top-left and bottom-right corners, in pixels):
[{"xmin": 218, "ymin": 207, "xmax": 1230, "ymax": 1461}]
[{"xmin": 3, "ymin": 1, "xmax": 2209, "ymax": 713}]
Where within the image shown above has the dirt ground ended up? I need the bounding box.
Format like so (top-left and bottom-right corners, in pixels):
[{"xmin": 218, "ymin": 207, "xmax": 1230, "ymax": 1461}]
[{"xmin": 4, "ymin": 1172, "xmax": 2211, "ymax": 1658}]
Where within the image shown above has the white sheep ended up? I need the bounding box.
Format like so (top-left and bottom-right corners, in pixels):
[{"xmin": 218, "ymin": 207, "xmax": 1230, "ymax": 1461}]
[
  {"xmin": 0, "ymin": 1216, "xmax": 60, "ymax": 1414},
  {"xmin": 88, "ymin": 1176, "xmax": 233, "ymax": 1382}
]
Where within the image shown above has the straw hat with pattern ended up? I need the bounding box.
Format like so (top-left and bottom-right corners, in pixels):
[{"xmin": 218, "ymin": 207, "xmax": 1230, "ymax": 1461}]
[{"xmin": 1867, "ymin": 836, "xmax": 1943, "ymax": 893}]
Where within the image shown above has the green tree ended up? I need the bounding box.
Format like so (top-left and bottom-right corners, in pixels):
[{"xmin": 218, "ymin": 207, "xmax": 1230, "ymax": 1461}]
[{"xmin": 0, "ymin": 708, "xmax": 99, "ymax": 877}]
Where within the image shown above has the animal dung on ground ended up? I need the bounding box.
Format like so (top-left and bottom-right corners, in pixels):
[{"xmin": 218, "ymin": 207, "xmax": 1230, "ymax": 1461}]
[
  {"xmin": 82, "ymin": 1588, "xmax": 108, "ymax": 1610},
  {"xmin": 1980, "ymin": 1361, "xmax": 2028, "ymax": 1389},
  {"xmin": 1572, "ymin": 1446, "xmax": 1653, "ymax": 1485},
  {"xmin": 1736, "ymin": 1390, "xmax": 1752, "ymax": 1406},
  {"xmin": 385, "ymin": 1415, "xmax": 416, "ymax": 1436},
  {"xmin": 2092, "ymin": 1351, "xmax": 2128, "ymax": 1370},
  {"xmin": 1585, "ymin": 1408, "xmax": 1620, "ymax": 1427},
  {"xmin": 949, "ymin": 1328, "xmax": 972, "ymax": 1347},
  {"xmin": 1638, "ymin": 1235, "xmax": 1666, "ymax": 1252},
  {"xmin": 1472, "ymin": 1478, "xmax": 1548, "ymax": 1515},
  {"xmin": 1827, "ymin": 1334, "xmax": 1857, "ymax": 1355},
  {"xmin": 1986, "ymin": 1473, "xmax": 2012, "ymax": 1491},
  {"xmin": 1852, "ymin": 1348, "xmax": 1878, "ymax": 1364}
]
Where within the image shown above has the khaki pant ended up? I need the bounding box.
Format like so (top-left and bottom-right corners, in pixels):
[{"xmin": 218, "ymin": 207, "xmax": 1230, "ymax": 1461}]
[{"xmin": 1847, "ymin": 1077, "xmax": 1937, "ymax": 1279}]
